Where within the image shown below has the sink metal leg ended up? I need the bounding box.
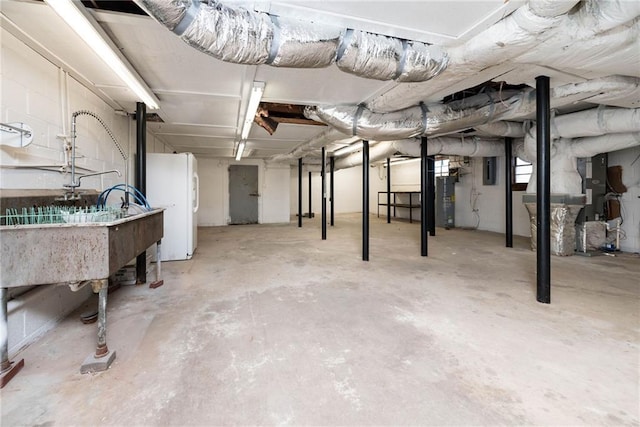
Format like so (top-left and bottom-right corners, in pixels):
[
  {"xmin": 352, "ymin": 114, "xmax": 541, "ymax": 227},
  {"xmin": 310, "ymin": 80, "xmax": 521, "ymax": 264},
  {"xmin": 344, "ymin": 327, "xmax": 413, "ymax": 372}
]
[
  {"xmin": 150, "ymin": 240, "xmax": 164, "ymax": 289},
  {"xmin": 1, "ymin": 287, "xmax": 24, "ymax": 388},
  {"xmin": 81, "ymin": 280, "xmax": 116, "ymax": 374}
]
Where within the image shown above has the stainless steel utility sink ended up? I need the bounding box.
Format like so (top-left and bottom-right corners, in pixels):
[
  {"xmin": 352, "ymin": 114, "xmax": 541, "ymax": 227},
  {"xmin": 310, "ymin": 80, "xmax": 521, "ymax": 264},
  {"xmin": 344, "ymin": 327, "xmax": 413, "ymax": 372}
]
[{"xmin": 0, "ymin": 208, "xmax": 164, "ymax": 381}]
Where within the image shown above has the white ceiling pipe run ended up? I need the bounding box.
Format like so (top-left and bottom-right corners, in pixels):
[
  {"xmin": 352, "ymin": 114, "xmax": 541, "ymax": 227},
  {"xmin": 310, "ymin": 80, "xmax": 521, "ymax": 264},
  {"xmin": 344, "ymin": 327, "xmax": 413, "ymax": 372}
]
[
  {"xmin": 528, "ymin": 0, "xmax": 579, "ymax": 18},
  {"xmin": 368, "ymin": 0, "xmax": 581, "ymax": 112},
  {"xmin": 478, "ymin": 107, "xmax": 640, "ymax": 138},
  {"xmin": 524, "ymin": 129, "xmax": 640, "ymax": 195},
  {"xmin": 333, "ymin": 136, "xmax": 504, "ymax": 170},
  {"xmin": 308, "ymin": 76, "xmax": 640, "ymax": 141},
  {"xmin": 569, "ymin": 132, "xmax": 640, "ymax": 158},
  {"xmin": 475, "ymin": 121, "xmax": 526, "ymax": 137},
  {"xmin": 368, "ymin": 0, "xmax": 640, "ymax": 113},
  {"xmin": 269, "ymin": 76, "xmax": 639, "ymax": 165},
  {"xmin": 268, "ymin": 128, "xmax": 349, "ymax": 164},
  {"xmin": 552, "ymin": 107, "xmax": 640, "ymax": 139},
  {"xmin": 524, "ymin": 107, "xmax": 640, "ymax": 161}
]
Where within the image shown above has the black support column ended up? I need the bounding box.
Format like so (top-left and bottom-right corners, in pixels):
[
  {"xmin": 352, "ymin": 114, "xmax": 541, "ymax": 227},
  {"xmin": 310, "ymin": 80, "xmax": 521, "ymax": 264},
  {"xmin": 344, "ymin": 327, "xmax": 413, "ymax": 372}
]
[
  {"xmin": 420, "ymin": 137, "xmax": 428, "ymax": 257},
  {"xmin": 386, "ymin": 158, "xmax": 391, "ymax": 223},
  {"xmin": 135, "ymin": 102, "xmax": 147, "ymax": 284},
  {"xmin": 321, "ymin": 147, "xmax": 327, "ymax": 240},
  {"xmin": 536, "ymin": 76, "xmax": 551, "ymax": 304},
  {"xmin": 362, "ymin": 140, "xmax": 369, "ymax": 261},
  {"xmin": 330, "ymin": 156, "xmax": 335, "ymax": 226},
  {"xmin": 298, "ymin": 158, "xmax": 302, "ymax": 227},
  {"xmin": 505, "ymin": 137, "xmax": 513, "ymax": 248},
  {"xmin": 427, "ymin": 155, "xmax": 436, "ymax": 236},
  {"xmin": 308, "ymin": 171, "xmax": 312, "ymax": 217}
]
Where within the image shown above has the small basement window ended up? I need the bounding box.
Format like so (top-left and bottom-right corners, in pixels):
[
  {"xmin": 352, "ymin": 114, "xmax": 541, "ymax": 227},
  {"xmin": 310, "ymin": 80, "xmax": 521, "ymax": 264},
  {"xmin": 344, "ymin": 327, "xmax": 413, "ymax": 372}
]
[
  {"xmin": 513, "ymin": 157, "xmax": 532, "ymax": 191},
  {"xmin": 435, "ymin": 158, "xmax": 449, "ymax": 177}
]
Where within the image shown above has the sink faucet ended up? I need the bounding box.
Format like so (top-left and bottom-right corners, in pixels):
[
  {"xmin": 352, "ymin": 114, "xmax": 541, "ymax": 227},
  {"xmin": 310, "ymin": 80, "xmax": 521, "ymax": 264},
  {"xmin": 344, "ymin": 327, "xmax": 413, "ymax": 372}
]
[{"xmin": 64, "ymin": 169, "xmax": 121, "ymax": 189}]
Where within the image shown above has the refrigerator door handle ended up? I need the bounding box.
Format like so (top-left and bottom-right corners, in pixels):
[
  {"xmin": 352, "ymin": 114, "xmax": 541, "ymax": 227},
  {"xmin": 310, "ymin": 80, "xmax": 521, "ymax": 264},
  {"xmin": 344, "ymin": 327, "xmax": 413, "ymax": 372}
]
[{"xmin": 193, "ymin": 172, "xmax": 200, "ymax": 213}]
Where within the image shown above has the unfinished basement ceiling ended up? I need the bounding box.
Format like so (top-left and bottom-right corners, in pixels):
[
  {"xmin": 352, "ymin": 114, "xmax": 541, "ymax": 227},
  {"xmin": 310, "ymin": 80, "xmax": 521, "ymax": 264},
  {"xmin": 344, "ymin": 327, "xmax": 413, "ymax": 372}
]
[{"xmin": 1, "ymin": 0, "xmax": 638, "ymax": 159}]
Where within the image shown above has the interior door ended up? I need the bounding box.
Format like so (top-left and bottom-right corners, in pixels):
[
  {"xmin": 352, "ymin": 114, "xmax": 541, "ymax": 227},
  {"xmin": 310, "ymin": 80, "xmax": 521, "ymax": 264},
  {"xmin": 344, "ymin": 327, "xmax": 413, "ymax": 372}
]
[{"xmin": 229, "ymin": 165, "xmax": 259, "ymax": 224}]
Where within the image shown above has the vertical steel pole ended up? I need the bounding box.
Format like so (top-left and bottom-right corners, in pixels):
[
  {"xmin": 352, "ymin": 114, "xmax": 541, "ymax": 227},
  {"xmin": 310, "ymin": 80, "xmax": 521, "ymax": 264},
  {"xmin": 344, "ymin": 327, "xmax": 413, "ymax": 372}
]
[
  {"xmin": 536, "ymin": 76, "xmax": 551, "ymax": 304},
  {"xmin": 298, "ymin": 158, "xmax": 302, "ymax": 227},
  {"xmin": 135, "ymin": 102, "xmax": 147, "ymax": 284},
  {"xmin": 0, "ymin": 286, "xmax": 24, "ymax": 387},
  {"xmin": 386, "ymin": 157, "xmax": 391, "ymax": 223},
  {"xmin": 322, "ymin": 147, "xmax": 327, "ymax": 240},
  {"xmin": 428, "ymin": 155, "xmax": 436, "ymax": 236},
  {"xmin": 363, "ymin": 140, "xmax": 369, "ymax": 261},
  {"xmin": 330, "ymin": 156, "xmax": 335, "ymax": 226},
  {"xmin": 505, "ymin": 137, "xmax": 513, "ymax": 248},
  {"xmin": 95, "ymin": 281, "xmax": 109, "ymax": 357},
  {"xmin": 421, "ymin": 137, "xmax": 428, "ymax": 256},
  {"xmin": 0, "ymin": 288, "xmax": 9, "ymax": 372},
  {"xmin": 308, "ymin": 171, "xmax": 312, "ymax": 217}
]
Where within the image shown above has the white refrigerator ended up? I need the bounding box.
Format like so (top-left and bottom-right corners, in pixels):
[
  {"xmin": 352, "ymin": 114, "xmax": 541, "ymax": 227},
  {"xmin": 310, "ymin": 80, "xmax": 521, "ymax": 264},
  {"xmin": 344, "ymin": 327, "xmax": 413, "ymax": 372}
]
[{"xmin": 147, "ymin": 153, "xmax": 199, "ymax": 261}]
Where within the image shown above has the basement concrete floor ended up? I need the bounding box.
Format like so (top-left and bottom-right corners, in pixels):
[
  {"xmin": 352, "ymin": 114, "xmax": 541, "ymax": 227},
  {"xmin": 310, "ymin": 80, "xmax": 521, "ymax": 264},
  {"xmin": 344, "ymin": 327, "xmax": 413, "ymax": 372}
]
[{"xmin": 1, "ymin": 214, "xmax": 639, "ymax": 426}]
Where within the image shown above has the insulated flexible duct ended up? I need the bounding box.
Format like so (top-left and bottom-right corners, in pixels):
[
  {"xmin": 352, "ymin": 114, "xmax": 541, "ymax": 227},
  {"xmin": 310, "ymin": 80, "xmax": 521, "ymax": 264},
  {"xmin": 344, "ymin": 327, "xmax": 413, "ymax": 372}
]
[
  {"xmin": 333, "ymin": 137, "xmax": 504, "ymax": 170},
  {"xmin": 135, "ymin": 0, "xmax": 449, "ymax": 81},
  {"xmin": 308, "ymin": 77, "xmax": 640, "ymax": 141}
]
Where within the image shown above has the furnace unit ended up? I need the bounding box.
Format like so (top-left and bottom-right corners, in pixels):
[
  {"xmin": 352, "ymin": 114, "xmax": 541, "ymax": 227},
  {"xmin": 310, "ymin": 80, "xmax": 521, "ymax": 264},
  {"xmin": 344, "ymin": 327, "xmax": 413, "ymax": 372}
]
[{"xmin": 436, "ymin": 176, "xmax": 455, "ymax": 229}]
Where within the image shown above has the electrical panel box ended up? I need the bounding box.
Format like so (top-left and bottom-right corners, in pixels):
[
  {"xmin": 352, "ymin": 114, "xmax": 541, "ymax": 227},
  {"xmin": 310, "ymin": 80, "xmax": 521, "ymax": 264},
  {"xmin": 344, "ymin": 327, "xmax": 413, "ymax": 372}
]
[
  {"xmin": 483, "ymin": 156, "xmax": 497, "ymax": 185},
  {"xmin": 436, "ymin": 176, "xmax": 455, "ymax": 228}
]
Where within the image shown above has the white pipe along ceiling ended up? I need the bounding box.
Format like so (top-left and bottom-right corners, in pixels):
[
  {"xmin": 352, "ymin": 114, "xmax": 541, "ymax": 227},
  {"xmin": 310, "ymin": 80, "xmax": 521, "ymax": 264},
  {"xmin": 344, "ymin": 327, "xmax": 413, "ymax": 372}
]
[{"xmin": 134, "ymin": 0, "xmax": 640, "ymax": 196}]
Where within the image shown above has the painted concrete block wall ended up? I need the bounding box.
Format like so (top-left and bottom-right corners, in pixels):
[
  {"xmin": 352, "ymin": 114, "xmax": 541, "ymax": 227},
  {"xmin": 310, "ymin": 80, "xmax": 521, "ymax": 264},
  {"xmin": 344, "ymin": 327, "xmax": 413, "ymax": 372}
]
[
  {"xmin": 454, "ymin": 157, "xmax": 530, "ymax": 237},
  {"xmin": 288, "ymin": 163, "xmax": 387, "ymax": 215},
  {"xmin": 608, "ymin": 146, "xmax": 640, "ymax": 253},
  {"xmin": 0, "ymin": 29, "xmax": 174, "ymax": 356},
  {"xmin": 196, "ymin": 157, "xmax": 290, "ymax": 226},
  {"xmin": 384, "ymin": 158, "xmax": 531, "ymax": 236}
]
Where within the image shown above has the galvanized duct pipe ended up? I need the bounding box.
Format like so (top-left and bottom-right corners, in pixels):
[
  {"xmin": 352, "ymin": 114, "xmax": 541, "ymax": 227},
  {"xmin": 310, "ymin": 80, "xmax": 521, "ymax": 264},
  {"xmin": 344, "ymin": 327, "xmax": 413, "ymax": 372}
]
[
  {"xmin": 306, "ymin": 77, "xmax": 640, "ymax": 142},
  {"xmin": 134, "ymin": 0, "xmax": 448, "ymax": 82},
  {"xmin": 333, "ymin": 136, "xmax": 504, "ymax": 170}
]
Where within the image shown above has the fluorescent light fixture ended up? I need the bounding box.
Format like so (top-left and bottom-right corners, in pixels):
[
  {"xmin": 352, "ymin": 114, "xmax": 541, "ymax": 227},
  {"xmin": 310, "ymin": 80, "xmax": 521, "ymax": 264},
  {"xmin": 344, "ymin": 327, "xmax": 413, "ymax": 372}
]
[
  {"xmin": 46, "ymin": 0, "xmax": 160, "ymax": 110},
  {"xmin": 241, "ymin": 81, "xmax": 265, "ymax": 140},
  {"xmin": 235, "ymin": 140, "xmax": 246, "ymax": 161},
  {"xmin": 333, "ymin": 141, "xmax": 363, "ymax": 157}
]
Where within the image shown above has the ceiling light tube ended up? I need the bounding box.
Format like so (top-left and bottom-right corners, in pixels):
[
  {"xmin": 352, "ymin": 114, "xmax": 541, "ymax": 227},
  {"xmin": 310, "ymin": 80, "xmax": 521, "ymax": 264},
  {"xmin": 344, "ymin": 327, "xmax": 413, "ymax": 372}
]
[
  {"xmin": 241, "ymin": 81, "xmax": 265, "ymax": 140},
  {"xmin": 235, "ymin": 140, "xmax": 246, "ymax": 161},
  {"xmin": 45, "ymin": 0, "xmax": 160, "ymax": 109}
]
